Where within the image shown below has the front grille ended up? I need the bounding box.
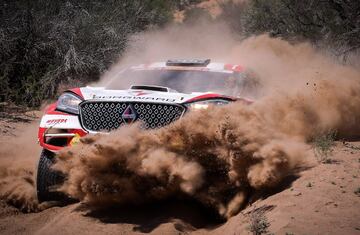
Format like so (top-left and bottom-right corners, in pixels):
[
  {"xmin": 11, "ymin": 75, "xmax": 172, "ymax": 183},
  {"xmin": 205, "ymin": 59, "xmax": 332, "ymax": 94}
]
[{"xmin": 79, "ymin": 101, "xmax": 185, "ymax": 132}]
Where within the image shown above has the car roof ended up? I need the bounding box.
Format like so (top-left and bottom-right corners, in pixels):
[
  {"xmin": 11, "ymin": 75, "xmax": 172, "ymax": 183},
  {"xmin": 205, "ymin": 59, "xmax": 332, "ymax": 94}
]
[{"xmin": 129, "ymin": 62, "xmax": 244, "ymax": 74}]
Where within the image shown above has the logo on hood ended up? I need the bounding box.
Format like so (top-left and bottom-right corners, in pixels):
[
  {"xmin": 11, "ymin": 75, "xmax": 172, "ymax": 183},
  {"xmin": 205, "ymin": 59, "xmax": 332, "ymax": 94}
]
[
  {"xmin": 122, "ymin": 104, "xmax": 137, "ymax": 124},
  {"xmin": 130, "ymin": 90, "xmax": 150, "ymax": 96}
]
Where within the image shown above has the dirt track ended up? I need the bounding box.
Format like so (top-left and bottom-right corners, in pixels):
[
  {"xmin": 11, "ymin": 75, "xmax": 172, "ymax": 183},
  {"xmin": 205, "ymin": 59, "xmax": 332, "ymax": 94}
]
[{"xmin": 0, "ymin": 118, "xmax": 359, "ymax": 235}]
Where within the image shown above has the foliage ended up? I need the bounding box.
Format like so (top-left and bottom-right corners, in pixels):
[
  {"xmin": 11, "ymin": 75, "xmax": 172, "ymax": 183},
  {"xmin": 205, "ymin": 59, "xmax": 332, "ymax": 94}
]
[
  {"xmin": 220, "ymin": 0, "xmax": 360, "ymax": 59},
  {"xmin": 248, "ymin": 210, "xmax": 271, "ymax": 235},
  {"xmin": 312, "ymin": 131, "xmax": 336, "ymax": 163},
  {"xmin": 0, "ymin": 0, "xmax": 173, "ymax": 107},
  {"xmin": 2, "ymin": 0, "xmax": 360, "ymax": 107},
  {"xmin": 169, "ymin": 0, "xmax": 203, "ymax": 11}
]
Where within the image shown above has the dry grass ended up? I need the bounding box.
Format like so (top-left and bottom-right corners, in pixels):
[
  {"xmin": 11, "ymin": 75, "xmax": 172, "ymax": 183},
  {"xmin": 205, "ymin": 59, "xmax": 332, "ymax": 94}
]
[
  {"xmin": 248, "ymin": 210, "xmax": 271, "ymax": 235},
  {"xmin": 312, "ymin": 131, "xmax": 336, "ymax": 164}
]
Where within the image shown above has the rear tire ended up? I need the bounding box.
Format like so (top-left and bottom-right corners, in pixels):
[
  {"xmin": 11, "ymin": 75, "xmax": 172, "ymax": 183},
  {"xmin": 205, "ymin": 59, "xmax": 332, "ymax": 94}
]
[{"xmin": 36, "ymin": 149, "xmax": 66, "ymax": 202}]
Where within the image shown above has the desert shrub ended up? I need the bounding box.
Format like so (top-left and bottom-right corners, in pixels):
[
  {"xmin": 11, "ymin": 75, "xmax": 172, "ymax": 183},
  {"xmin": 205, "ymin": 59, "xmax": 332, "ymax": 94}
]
[
  {"xmin": 0, "ymin": 0, "xmax": 173, "ymax": 107},
  {"xmin": 220, "ymin": 0, "xmax": 360, "ymax": 61},
  {"xmin": 312, "ymin": 131, "xmax": 336, "ymax": 163},
  {"xmin": 248, "ymin": 209, "xmax": 271, "ymax": 235},
  {"xmin": 169, "ymin": 0, "xmax": 203, "ymax": 11}
]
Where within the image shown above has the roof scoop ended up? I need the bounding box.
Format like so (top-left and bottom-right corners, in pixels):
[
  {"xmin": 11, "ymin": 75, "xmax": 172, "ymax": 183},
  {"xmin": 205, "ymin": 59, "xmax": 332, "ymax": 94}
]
[
  {"xmin": 166, "ymin": 59, "xmax": 210, "ymax": 67},
  {"xmin": 130, "ymin": 85, "xmax": 176, "ymax": 93}
]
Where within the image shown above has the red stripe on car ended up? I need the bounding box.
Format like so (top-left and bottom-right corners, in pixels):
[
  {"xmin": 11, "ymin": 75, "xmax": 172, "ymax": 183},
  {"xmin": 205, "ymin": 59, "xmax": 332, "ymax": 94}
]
[
  {"xmin": 185, "ymin": 94, "xmax": 236, "ymax": 103},
  {"xmin": 67, "ymin": 88, "xmax": 84, "ymax": 99},
  {"xmin": 44, "ymin": 103, "xmax": 72, "ymax": 115}
]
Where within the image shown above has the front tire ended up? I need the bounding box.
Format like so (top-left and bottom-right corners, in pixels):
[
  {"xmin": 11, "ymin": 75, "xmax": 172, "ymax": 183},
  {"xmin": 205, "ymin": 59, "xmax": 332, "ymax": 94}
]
[{"xmin": 36, "ymin": 149, "xmax": 66, "ymax": 202}]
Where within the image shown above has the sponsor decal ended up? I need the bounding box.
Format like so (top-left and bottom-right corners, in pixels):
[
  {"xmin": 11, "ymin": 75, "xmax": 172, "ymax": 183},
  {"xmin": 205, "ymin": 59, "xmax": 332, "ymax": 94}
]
[
  {"xmin": 46, "ymin": 119, "xmax": 67, "ymax": 125},
  {"xmin": 92, "ymin": 95, "xmax": 177, "ymax": 102}
]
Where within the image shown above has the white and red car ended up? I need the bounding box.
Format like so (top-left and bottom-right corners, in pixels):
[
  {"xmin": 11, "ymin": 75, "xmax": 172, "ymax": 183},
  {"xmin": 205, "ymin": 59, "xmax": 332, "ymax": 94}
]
[{"xmin": 36, "ymin": 59, "xmax": 253, "ymax": 202}]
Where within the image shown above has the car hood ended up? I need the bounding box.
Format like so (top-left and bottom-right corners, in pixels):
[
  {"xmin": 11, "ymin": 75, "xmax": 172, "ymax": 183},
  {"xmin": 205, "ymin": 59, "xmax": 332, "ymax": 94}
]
[{"xmin": 79, "ymin": 86, "xmax": 222, "ymax": 104}]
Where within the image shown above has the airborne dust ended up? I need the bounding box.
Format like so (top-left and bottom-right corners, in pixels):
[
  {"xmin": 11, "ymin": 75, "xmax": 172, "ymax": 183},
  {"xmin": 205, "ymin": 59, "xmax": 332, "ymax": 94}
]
[
  {"xmin": 0, "ymin": 121, "xmax": 41, "ymax": 212},
  {"xmin": 1, "ymin": 22, "xmax": 360, "ymax": 217}
]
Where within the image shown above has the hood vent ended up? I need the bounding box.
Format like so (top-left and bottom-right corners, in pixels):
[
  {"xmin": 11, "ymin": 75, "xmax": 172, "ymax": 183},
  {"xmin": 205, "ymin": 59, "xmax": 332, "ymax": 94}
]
[{"xmin": 130, "ymin": 85, "xmax": 170, "ymax": 92}]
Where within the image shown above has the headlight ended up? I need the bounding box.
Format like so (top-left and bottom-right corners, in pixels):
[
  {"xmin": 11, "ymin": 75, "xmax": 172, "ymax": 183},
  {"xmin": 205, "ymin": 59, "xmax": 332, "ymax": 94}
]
[
  {"xmin": 185, "ymin": 99, "xmax": 229, "ymax": 111},
  {"xmin": 56, "ymin": 92, "xmax": 82, "ymax": 114}
]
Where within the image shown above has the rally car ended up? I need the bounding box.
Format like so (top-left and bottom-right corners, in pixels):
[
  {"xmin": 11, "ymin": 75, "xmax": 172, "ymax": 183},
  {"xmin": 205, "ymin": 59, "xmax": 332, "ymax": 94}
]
[{"xmin": 37, "ymin": 59, "xmax": 255, "ymax": 202}]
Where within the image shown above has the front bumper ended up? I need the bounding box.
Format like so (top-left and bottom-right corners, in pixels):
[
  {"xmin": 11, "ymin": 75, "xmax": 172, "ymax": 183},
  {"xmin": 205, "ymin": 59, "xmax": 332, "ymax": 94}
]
[{"xmin": 38, "ymin": 112, "xmax": 87, "ymax": 152}]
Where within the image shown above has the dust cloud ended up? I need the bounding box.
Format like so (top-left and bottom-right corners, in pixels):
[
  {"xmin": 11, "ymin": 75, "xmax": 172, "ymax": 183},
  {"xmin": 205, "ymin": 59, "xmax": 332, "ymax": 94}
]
[
  {"xmin": 1, "ymin": 21, "xmax": 359, "ymax": 217},
  {"xmin": 98, "ymin": 22, "xmax": 239, "ymax": 88},
  {"xmin": 0, "ymin": 121, "xmax": 40, "ymax": 212},
  {"xmin": 0, "ymin": 116, "xmax": 56, "ymax": 212},
  {"xmin": 54, "ymin": 24, "xmax": 360, "ymax": 218}
]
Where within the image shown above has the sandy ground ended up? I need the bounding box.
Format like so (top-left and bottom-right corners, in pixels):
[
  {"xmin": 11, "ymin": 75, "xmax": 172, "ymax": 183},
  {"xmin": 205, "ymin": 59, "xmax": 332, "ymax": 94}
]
[{"xmin": 0, "ymin": 118, "xmax": 359, "ymax": 235}]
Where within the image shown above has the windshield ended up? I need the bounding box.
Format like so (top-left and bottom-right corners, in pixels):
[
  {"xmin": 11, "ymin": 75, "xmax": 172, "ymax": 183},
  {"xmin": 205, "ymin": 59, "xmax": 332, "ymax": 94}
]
[{"xmin": 105, "ymin": 69, "xmax": 248, "ymax": 96}]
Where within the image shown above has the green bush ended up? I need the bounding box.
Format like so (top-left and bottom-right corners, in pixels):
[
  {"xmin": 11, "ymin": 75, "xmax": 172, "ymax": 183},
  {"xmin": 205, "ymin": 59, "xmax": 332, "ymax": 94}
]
[
  {"xmin": 312, "ymin": 131, "xmax": 336, "ymax": 163},
  {"xmin": 220, "ymin": 0, "xmax": 360, "ymax": 59},
  {"xmin": 0, "ymin": 0, "xmax": 173, "ymax": 107}
]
